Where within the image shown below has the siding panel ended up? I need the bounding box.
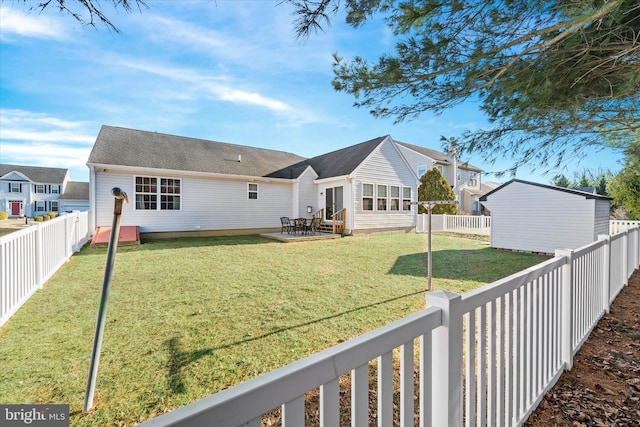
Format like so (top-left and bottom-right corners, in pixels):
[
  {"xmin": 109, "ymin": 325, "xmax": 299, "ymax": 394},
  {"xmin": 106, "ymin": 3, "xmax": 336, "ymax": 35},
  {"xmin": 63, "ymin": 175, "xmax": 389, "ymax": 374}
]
[
  {"xmin": 95, "ymin": 171, "xmax": 294, "ymax": 232},
  {"xmin": 352, "ymin": 140, "xmax": 416, "ymax": 231}
]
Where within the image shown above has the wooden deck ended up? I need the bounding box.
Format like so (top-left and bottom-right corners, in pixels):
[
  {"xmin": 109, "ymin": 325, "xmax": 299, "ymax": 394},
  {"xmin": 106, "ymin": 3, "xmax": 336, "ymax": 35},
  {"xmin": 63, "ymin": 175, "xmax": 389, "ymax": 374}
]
[{"xmin": 259, "ymin": 232, "xmax": 341, "ymax": 243}]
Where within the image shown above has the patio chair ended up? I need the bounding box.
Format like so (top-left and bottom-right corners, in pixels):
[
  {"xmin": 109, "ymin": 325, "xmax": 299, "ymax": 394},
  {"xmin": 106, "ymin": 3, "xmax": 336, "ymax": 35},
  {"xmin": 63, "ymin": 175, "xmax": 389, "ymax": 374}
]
[
  {"xmin": 280, "ymin": 217, "xmax": 292, "ymax": 234},
  {"xmin": 309, "ymin": 217, "xmax": 321, "ymax": 235}
]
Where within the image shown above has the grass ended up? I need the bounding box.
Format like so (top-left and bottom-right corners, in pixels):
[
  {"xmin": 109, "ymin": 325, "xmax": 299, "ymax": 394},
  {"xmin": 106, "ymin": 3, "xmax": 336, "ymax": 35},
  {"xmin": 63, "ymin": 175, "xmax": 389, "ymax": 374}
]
[{"xmin": 0, "ymin": 233, "xmax": 548, "ymax": 426}]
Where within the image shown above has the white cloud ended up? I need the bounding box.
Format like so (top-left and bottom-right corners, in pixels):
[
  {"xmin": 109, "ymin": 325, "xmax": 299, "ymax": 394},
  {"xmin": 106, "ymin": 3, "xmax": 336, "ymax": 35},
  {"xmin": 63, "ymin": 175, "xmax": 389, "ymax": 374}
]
[
  {"xmin": 0, "ymin": 110, "xmax": 95, "ymax": 175},
  {"xmin": 0, "ymin": 7, "xmax": 69, "ymax": 40}
]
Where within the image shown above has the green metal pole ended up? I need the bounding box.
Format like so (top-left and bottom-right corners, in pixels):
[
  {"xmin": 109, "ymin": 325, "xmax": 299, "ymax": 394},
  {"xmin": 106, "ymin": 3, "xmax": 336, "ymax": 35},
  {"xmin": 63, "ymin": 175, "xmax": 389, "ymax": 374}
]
[{"xmin": 83, "ymin": 188, "xmax": 127, "ymax": 413}]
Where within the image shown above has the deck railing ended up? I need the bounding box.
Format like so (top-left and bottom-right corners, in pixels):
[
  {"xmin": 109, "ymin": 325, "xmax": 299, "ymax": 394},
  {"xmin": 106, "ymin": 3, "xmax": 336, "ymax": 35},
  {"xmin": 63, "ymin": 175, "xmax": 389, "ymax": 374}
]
[
  {"xmin": 331, "ymin": 208, "xmax": 347, "ymax": 234},
  {"xmin": 0, "ymin": 211, "xmax": 91, "ymax": 326},
  {"xmin": 140, "ymin": 225, "xmax": 639, "ymax": 427}
]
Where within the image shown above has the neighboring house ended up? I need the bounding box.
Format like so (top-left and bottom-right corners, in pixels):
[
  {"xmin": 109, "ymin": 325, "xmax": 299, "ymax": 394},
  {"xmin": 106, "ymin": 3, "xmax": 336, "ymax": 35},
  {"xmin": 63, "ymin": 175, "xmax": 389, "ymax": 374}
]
[
  {"xmin": 0, "ymin": 164, "xmax": 71, "ymax": 217},
  {"xmin": 87, "ymin": 125, "xmax": 420, "ymax": 236},
  {"xmin": 395, "ymin": 142, "xmax": 485, "ymax": 214},
  {"xmin": 480, "ymin": 179, "xmax": 611, "ymax": 254},
  {"xmin": 59, "ymin": 181, "xmax": 91, "ymax": 212}
]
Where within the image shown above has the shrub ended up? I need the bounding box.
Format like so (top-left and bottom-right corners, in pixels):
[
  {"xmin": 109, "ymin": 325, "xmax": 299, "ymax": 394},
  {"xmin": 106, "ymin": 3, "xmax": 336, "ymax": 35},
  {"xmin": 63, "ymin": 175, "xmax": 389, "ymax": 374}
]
[
  {"xmin": 43, "ymin": 215, "xmax": 51, "ymax": 221},
  {"xmin": 0, "ymin": 212, "xmax": 8, "ymax": 221},
  {"xmin": 48, "ymin": 212, "xmax": 58, "ymax": 219},
  {"xmin": 34, "ymin": 216, "xmax": 44, "ymax": 222}
]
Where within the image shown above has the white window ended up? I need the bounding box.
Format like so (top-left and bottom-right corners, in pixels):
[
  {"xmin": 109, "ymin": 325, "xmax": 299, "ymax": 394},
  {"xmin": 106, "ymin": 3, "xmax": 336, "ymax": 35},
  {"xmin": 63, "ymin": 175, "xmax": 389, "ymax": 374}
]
[
  {"xmin": 417, "ymin": 165, "xmax": 427, "ymax": 177},
  {"xmin": 9, "ymin": 183, "xmax": 21, "ymax": 193},
  {"xmin": 248, "ymin": 183, "xmax": 258, "ymax": 200},
  {"xmin": 51, "ymin": 185, "xmax": 60, "ymax": 194},
  {"xmin": 36, "ymin": 184, "xmax": 45, "ymax": 193},
  {"xmin": 390, "ymin": 185, "xmax": 400, "ymax": 211},
  {"xmin": 402, "ymin": 187, "xmax": 412, "ymax": 210},
  {"xmin": 135, "ymin": 176, "xmax": 157, "ymax": 210},
  {"xmin": 160, "ymin": 178, "xmax": 181, "ymax": 210},
  {"xmin": 135, "ymin": 176, "xmax": 181, "ymax": 210},
  {"xmin": 362, "ymin": 183, "xmax": 374, "ymax": 211},
  {"xmin": 469, "ymin": 171, "xmax": 478, "ymax": 186},
  {"xmin": 437, "ymin": 165, "xmax": 444, "ymax": 175},
  {"xmin": 35, "ymin": 200, "xmax": 46, "ymax": 212},
  {"xmin": 50, "ymin": 201, "xmax": 59, "ymax": 212},
  {"xmin": 377, "ymin": 184, "xmax": 387, "ymax": 211}
]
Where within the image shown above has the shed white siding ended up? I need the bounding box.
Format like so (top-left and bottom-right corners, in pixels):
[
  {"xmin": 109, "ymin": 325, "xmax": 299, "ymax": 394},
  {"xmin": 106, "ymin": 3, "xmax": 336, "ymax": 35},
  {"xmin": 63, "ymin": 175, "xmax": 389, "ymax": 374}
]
[
  {"xmin": 94, "ymin": 170, "xmax": 295, "ymax": 233},
  {"xmin": 594, "ymin": 199, "xmax": 610, "ymax": 238},
  {"xmin": 481, "ymin": 181, "xmax": 610, "ymax": 254},
  {"xmin": 352, "ymin": 139, "xmax": 416, "ymax": 232}
]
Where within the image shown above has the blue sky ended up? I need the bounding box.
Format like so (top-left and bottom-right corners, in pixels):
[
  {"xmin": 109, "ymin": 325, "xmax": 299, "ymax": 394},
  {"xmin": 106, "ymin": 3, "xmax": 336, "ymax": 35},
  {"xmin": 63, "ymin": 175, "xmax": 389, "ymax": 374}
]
[{"xmin": 0, "ymin": 1, "xmax": 625, "ymax": 184}]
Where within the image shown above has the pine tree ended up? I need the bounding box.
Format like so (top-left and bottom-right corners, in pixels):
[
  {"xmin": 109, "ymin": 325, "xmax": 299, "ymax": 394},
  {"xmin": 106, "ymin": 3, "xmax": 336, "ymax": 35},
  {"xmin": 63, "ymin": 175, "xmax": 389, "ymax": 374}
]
[{"xmin": 417, "ymin": 168, "xmax": 457, "ymax": 215}]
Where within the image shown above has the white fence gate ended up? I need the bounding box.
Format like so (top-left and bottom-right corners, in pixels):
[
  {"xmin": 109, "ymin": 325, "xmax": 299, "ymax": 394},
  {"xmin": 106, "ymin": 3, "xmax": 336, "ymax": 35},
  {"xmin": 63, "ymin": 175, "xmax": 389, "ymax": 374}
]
[
  {"xmin": 0, "ymin": 211, "xmax": 91, "ymax": 326},
  {"xmin": 140, "ymin": 225, "xmax": 640, "ymax": 427}
]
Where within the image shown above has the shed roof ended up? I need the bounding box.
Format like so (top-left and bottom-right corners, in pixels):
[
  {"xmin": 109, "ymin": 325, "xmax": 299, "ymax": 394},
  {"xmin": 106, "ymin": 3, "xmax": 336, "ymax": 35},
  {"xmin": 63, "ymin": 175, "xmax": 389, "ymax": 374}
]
[
  {"xmin": 479, "ymin": 179, "xmax": 612, "ymax": 201},
  {"xmin": 0, "ymin": 164, "xmax": 68, "ymax": 184},
  {"xmin": 60, "ymin": 181, "xmax": 90, "ymax": 200},
  {"xmin": 87, "ymin": 125, "xmax": 307, "ymax": 178}
]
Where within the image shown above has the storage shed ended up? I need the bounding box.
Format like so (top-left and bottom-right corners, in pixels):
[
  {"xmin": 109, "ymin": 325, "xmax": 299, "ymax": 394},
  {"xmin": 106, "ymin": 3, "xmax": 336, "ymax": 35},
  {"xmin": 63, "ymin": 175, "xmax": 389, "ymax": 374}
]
[{"xmin": 479, "ymin": 179, "xmax": 611, "ymax": 254}]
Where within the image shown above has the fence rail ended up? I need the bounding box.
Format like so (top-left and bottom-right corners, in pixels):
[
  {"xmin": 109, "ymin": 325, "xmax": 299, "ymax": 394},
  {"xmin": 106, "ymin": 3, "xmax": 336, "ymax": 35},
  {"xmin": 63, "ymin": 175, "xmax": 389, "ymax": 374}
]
[
  {"xmin": 0, "ymin": 211, "xmax": 91, "ymax": 326},
  {"xmin": 610, "ymin": 219, "xmax": 640, "ymax": 235},
  {"xmin": 141, "ymin": 225, "xmax": 640, "ymax": 427}
]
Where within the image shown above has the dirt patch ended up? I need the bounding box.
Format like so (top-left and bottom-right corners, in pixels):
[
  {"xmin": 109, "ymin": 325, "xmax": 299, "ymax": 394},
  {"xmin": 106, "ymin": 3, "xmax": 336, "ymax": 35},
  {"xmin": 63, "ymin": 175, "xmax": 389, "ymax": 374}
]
[{"xmin": 525, "ymin": 270, "xmax": 640, "ymax": 427}]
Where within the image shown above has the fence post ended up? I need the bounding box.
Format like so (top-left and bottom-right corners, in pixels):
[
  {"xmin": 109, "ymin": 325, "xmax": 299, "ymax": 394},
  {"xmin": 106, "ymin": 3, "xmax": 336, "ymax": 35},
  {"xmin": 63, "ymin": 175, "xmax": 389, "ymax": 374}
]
[
  {"xmin": 428, "ymin": 290, "xmax": 463, "ymax": 427},
  {"xmin": 598, "ymin": 235, "xmax": 611, "ymax": 313},
  {"xmin": 442, "ymin": 214, "xmax": 447, "ymax": 232},
  {"xmin": 35, "ymin": 222, "xmax": 43, "ymax": 289},
  {"xmin": 622, "ymin": 230, "xmax": 628, "ymax": 286},
  {"xmin": 555, "ymin": 248, "xmax": 574, "ymax": 370}
]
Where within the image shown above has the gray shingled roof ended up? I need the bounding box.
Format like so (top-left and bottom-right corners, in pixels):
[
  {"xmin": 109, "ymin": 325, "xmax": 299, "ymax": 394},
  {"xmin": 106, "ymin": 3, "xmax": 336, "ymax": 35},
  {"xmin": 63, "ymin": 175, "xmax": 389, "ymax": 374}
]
[
  {"xmin": 267, "ymin": 136, "xmax": 387, "ymax": 179},
  {"xmin": 60, "ymin": 181, "xmax": 89, "ymax": 200},
  {"xmin": 396, "ymin": 141, "xmax": 449, "ymax": 162},
  {"xmin": 0, "ymin": 164, "xmax": 68, "ymax": 184},
  {"xmin": 87, "ymin": 126, "xmax": 307, "ymax": 177},
  {"xmin": 396, "ymin": 141, "xmax": 482, "ymax": 172}
]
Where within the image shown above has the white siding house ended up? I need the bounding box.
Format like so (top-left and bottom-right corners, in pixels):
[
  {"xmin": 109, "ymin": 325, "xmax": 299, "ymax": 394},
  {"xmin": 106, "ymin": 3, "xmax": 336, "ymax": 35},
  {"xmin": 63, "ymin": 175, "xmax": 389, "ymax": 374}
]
[
  {"xmin": 480, "ymin": 179, "xmax": 612, "ymax": 254},
  {"xmin": 87, "ymin": 126, "xmax": 427, "ymax": 236},
  {"xmin": 396, "ymin": 142, "xmax": 486, "ymax": 214},
  {"xmin": 0, "ymin": 164, "xmax": 83, "ymax": 217}
]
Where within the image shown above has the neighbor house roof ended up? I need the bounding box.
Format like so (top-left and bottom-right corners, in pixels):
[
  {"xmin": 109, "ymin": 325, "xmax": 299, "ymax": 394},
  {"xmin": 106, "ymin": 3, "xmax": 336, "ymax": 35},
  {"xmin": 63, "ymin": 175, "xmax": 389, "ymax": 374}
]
[
  {"xmin": 267, "ymin": 136, "xmax": 388, "ymax": 179},
  {"xmin": 480, "ymin": 179, "xmax": 612, "ymax": 201},
  {"xmin": 0, "ymin": 164, "xmax": 68, "ymax": 184},
  {"xmin": 87, "ymin": 125, "xmax": 307, "ymax": 178},
  {"xmin": 60, "ymin": 181, "xmax": 90, "ymax": 200},
  {"xmin": 395, "ymin": 141, "xmax": 482, "ymax": 171}
]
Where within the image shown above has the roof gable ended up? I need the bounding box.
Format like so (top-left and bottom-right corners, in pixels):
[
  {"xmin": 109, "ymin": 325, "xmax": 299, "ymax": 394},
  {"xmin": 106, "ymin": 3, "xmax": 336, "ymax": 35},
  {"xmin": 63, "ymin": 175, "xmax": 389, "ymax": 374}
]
[
  {"xmin": 88, "ymin": 125, "xmax": 306, "ymax": 178},
  {"xmin": 267, "ymin": 136, "xmax": 387, "ymax": 180},
  {"xmin": 0, "ymin": 164, "xmax": 68, "ymax": 184},
  {"xmin": 479, "ymin": 179, "xmax": 612, "ymax": 201}
]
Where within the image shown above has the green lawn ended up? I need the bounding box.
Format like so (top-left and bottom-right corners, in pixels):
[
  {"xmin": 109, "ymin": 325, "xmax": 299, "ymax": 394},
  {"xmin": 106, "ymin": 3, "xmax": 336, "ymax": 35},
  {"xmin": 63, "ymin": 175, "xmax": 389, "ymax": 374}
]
[{"xmin": 0, "ymin": 233, "xmax": 547, "ymax": 426}]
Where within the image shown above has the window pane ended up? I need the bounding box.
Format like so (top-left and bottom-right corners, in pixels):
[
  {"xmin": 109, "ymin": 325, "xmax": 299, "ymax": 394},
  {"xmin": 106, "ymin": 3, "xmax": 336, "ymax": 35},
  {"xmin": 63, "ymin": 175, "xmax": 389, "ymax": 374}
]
[
  {"xmin": 377, "ymin": 185, "xmax": 387, "ymax": 197},
  {"xmin": 403, "ymin": 187, "xmax": 411, "ymax": 198},
  {"xmin": 390, "ymin": 186, "xmax": 400, "ymax": 197},
  {"xmin": 363, "ymin": 183, "xmax": 373, "ymax": 197},
  {"xmin": 363, "ymin": 198, "xmax": 373, "ymax": 211},
  {"xmin": 391, "ymin": 199, "xmax": 399, "ymax": 210},
  {"xmin": 377, "ymin": 198, "xmax": 387, "ymax": 210}
]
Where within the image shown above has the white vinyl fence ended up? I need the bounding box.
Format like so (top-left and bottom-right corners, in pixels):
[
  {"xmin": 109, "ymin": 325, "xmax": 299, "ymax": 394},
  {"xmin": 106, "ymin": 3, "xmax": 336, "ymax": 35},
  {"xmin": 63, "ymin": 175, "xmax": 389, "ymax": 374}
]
[
  {"xmin": 417, "ymin": 214, "xmax": 491, "ymax": 235},
  {"xmin": 610, "ymin": 219, "xmax": 640, "ymax": 235},
  {"xmin": 140, "ymin": 225, "xmax": 640, "ymax": 427},
  {"xmin": 0, "ymin": 211, "xmax": 91, "ymax": 326}
]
